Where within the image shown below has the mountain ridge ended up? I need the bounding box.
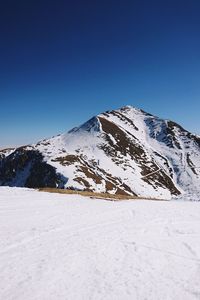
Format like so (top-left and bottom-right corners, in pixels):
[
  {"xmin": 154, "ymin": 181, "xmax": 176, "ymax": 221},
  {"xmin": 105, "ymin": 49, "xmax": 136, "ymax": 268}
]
[{"xmin": 0, "ymin": 105, "xmax": 200, "ymax": 199}]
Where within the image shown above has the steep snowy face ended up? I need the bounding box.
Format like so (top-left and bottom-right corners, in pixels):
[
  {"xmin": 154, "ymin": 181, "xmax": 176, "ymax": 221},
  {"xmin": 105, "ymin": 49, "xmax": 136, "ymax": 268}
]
[
  {"xmin": 0, "ymin": 105, "xmax": 199, "ymax": 199},
  {"xmin": 109, "ymin": 106, "xmax": 200, "ymax": 194},
  {"xmin": 143, "ymin": 114, "xmax": 200, "ymax": 195}
]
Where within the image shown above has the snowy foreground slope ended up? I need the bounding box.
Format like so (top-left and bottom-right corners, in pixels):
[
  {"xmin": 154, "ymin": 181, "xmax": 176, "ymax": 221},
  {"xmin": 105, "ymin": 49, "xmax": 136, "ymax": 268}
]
[{"xmin": 1, "ymin": 187, "xmax": 200, "ymax": 300}]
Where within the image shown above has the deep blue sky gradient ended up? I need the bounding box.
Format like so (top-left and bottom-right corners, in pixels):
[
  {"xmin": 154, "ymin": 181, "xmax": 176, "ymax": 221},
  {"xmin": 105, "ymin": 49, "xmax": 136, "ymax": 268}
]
[{"xmin": 0, "ymin": 0, "xmax": 200, "ymax": 148}]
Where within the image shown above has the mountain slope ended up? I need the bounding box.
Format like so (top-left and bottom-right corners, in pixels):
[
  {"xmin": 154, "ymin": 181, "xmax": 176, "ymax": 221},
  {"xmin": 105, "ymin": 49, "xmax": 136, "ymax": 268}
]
[{"xmin": 0, "ymin": 106, "xmax": 200, "ymax": 199}]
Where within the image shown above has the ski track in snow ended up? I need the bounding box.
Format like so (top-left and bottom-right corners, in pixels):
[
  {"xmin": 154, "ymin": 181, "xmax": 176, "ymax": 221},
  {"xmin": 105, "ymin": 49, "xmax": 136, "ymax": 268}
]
[{"xmin": 0, "ymin": 187, "xmax": 200, "ymax": 300}]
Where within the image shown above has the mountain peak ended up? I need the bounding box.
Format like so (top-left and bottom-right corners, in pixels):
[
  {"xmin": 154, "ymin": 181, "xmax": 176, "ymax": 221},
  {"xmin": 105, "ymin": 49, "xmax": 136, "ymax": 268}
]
[
  {"xmin": 68, "ymin": 116, "xmax": 101, "ymax": 134},
  {"xmin": 115, "ymin": 105, "xmax": 154, "ymax": 118},
  {"xmin": 0, "ymin": 105, "xmax": 199, "ymax": 199},
  {"xmin": 120, "ymin": 105, "xmax": 135, "ymax": 111},
  {"xmin": 107, "ymin": 105, "xmax": 142, "ymax": 114}
]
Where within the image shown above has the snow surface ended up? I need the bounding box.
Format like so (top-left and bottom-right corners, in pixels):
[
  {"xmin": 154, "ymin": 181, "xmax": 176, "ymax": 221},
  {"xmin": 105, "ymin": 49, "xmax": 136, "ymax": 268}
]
[{"xmin": 1, "ymin": 187, "xmax": 200, "ymax": 300}]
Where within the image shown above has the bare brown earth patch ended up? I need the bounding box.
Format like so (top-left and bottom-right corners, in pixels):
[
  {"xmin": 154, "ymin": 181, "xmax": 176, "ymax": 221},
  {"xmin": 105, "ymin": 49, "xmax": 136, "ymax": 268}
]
[
  {"xmin": 77, "ymin": 166, "xmax": 102, "ymax": 184},
  {"xmin": 51, "ymin": 152, "xmax": 135, "ymax": 195},
  {"xmin": 73, "ymin": 177, "xmax": 91, "ymax": 189},
  {"xmin": 38, "ymin": 188, "xmax": 168, "ymax": 201},
  {"xmin": 108, "ymin": 110, "xmax": 139, "ymax": 131},
  {"xmin": 51, "ymin": 155, "xmax": 80, "ymax": 166},
  {"xmin": 105, "ymin": 181, "xmax": 116, "ymax": 191},
  {"xmin": 99, "ymin": 116, "xmax": 143, "ymax": 158}
]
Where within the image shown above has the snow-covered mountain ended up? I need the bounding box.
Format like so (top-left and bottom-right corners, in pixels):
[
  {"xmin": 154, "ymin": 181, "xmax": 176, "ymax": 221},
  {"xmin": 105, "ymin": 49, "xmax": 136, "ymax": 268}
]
[{"xmin": 0, "ymin": 105, "xmax": 200, "ymax": 199}]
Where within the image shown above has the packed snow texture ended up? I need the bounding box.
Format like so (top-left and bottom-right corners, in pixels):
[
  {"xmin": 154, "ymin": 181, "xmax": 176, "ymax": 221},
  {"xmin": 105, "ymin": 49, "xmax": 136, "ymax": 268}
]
[{"xmin": 0, "ymin": 187, "xmax": 200, "ymax": 300}]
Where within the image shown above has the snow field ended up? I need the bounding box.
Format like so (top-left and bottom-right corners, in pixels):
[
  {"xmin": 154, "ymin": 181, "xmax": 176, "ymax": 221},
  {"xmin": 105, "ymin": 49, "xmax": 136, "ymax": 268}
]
[{"xmin": 0, "ymin": 187, "xmax": 200, "ymax": 300}]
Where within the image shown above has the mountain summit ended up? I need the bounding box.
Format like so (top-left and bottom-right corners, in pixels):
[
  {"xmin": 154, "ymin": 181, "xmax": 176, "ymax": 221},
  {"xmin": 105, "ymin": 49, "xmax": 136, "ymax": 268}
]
[{"xmin": 0, "ymin": 105, "xmax": 200, "ymax": 199}]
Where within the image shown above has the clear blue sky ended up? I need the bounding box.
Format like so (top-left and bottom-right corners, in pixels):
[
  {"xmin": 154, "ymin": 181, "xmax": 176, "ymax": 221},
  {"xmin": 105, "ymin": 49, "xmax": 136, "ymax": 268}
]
[{"xmin": 0, "ymin": 0, "xmax": 200, "ymax": 148}]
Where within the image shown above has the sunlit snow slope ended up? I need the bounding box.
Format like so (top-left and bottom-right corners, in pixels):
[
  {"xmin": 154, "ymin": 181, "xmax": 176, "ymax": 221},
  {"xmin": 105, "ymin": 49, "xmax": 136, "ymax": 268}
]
[
  {"xmin": 0, "ymin": 187, "xmax": 200, "ymax": 300},
  {"xmin": 0, "ymin": 106, "xmax": 200, "ymax": 199}
]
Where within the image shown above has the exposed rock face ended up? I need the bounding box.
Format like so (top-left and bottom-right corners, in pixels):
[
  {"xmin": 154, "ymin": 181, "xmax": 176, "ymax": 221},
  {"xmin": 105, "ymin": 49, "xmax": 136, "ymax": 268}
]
[
  {"xmin": 0, "ymin": 148, "xmax": 67, "ymax": 188},
  {"xmin": 0, "ymin": 106, "xmax": 199, "ymax": 199}
]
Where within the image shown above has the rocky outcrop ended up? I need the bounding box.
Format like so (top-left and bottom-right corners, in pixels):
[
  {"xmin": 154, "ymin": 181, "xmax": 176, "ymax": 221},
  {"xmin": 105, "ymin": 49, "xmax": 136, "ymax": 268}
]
[{"xmin": 0, "ymin": 148, "xmax": 67, "ymax": 188}]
